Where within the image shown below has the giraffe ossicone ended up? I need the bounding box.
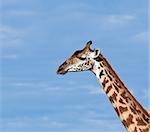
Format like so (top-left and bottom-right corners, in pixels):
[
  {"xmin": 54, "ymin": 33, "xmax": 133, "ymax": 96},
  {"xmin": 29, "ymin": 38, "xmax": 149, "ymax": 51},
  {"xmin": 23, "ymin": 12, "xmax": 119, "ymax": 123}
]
[{"xmin": 57, "ymin": 41, "xmax": 150, "ymax": 132}]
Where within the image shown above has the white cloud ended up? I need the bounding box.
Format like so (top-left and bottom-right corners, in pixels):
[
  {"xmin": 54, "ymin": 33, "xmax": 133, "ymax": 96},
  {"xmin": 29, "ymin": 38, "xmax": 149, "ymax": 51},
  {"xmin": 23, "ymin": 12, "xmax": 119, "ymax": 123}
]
[
  {"xmin": 104, "ymin": 15, "xmax": 135, "ymax": 25},
  {"xmin": 1, "ymin": 112, "xmax": 123, "ymax": 131},
  {"xmin": 132, "ymin": 31, "xmax": 148, "ymax": 43},
  {"xmin": 0, "ymin": 54, "xmax": 18, "ymax": 59},
  {"xmin": 2, "ymin": 10, "xmax": 36, "ymax": 17},
  {"xmin": 11, "ymin": 82, "xmax": 63, "ymax": 91},
  {"xmin": 12, "ymin": 82, "xmax": 35, "ymax": 87},
  {"xmin": 0, "ymin": 26, "xmax": 22, "ymax": 48},
  {"xmin": 4, "ymin": 80, "xmax": 105, "ymax": 96},
  {"xmin": 49, "ymin": 2, "xmax": 136, "ymax": 30},
  {"xmin": 1, "ymin": 0, "xmax": 27, "ymax": 6},
  {"xmin": 87, "ymin": 86, "xmax": 104, "ymax": 95},
  {"xmin": 78, "ymin": 84, "xmax": 104, "ymax": 95},
  {"xmin": 84, "ymin": 118, "xmax": 124, "ymax": 131},
  {"xmin": 53, "ymin": 2, "xmax": 92, "ymax": 12},
  {"xmin": 53, "ymin": 2, "xmax": 135, "ymax": 25},
  {"xmin": 0, "ymin": 25, "xmax": 30, "ymax": 59},
  {"xmin": 2, "ymin": 81, "xmax": 65, "ymax": 97},
  {"xmin": 52, "ymin": 12, "xmax": 135, "ymax": 28},
  {"xmin": 1, "ymin": 116, "xmax": 66, "ymax": 130}
]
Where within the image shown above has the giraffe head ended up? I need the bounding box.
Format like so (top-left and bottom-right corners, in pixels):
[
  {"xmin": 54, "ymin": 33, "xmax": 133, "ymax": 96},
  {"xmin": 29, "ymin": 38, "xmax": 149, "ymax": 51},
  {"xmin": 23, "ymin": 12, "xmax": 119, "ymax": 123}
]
[{"xmin": 57, "ymin": 41, "xmax": 100, "ymax": 75}]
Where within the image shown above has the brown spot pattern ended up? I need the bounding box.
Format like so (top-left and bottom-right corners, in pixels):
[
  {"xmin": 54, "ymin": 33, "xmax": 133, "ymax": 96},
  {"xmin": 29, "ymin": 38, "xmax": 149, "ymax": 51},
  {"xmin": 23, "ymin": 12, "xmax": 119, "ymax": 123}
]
[
  {"xmin": 115, "ymin": 82, "xmax": 122, "ymax": 88},
  {"xmin": 109, "ymin": 96, "xmax": 114, "ymax": 103},
  {"xmin": 119, "ymin": 106, "xmax": 128, "ymax": 114},
  {"xmin": 130, "ymin": 106, "xmax": 137, "ymax": 115},
  {"xmin": 122, "ymin": 114, "xmax": 134, "ymax": 128},
  {"xmin": 108, "ymin": 69, "xmax": 114, "ymax": 78},
  {"xmin": 106, "ymin": 85, "xmax": 112, "ymax": 94},
  {"xmin": 142, "ymin": 114, "xmax": 150, "ymax": 124},
  {"xmin": 100, "ymin": 63, "xmax": 103, "ymax": 68},
  {"xmin": 120, "ymin": 91, "xmax": 131, "ymax": 103},
  {"xmin": 99, "ymin": 70, "xmax": 104, "ymax": 78},
  {"xmin": 144, "ymin": 128, "xmax": 149, "ymax": 132},
  {"xmin": 102, "ymin": 62, "xmax": 106, "ymax": 66},
  {"xmin": 131, "ymin": 102, "xmax": 142, "ymax": 114},
  {"xmin": 111, "ymin": 92, "xmax": 117, "ymax": 102},
  {"xmin": 113, "ymin": 83, "xmax": 119, "ymax": 93},
  {"xmin": 139, "ymin": 128, "xmax": 149, "ymax": 132},
  {"xmin": 102, "ymin": 77, "xmax": 109, "ymax": 88},
  {"xmin": 134, "ymin": 127, "xmax": 138, "ymax": 132},
  {"xmin": 136, "ymin": 118, "xmax": 147, "ymax": 126},
  {"xmin": 105, "ymin": 69, "xmax": 113, "ymax": 81},
  {"xmin": 119, "ymin": 98, "xmax": 126, "ymax": 105}
]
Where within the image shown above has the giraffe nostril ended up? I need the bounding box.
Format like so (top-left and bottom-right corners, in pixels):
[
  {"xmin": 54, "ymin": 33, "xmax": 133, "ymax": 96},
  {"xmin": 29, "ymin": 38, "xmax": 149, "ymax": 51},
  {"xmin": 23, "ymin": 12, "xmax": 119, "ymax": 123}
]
[
  {"xmin": 57, "ymin": 67, "xmax": 63, "ymax": 74},
  {"xmin": 57, "ymin": 65, "xmax": 68, "ymax": 75}
]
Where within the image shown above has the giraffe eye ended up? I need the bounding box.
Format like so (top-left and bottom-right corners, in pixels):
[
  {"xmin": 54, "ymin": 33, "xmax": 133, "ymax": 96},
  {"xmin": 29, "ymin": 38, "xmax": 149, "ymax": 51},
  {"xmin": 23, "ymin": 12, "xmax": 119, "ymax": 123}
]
[{"xmin": 79, "ymin": 56, "xmax": 86, "ymax": 60}]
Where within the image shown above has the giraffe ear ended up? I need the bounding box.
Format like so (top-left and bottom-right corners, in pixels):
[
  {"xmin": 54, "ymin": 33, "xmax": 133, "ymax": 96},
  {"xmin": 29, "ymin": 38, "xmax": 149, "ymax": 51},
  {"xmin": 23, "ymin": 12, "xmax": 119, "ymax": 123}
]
[{"xmin": 93, "ymin": 49, "xmax": 100, "ymax": 58}]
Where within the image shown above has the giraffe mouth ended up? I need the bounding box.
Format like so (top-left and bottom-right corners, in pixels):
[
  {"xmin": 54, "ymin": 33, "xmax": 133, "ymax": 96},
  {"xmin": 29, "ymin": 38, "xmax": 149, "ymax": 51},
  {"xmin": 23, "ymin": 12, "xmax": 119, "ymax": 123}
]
[{"xmin": 57, "ymin": 67, "xmax": 68, "ymax": 75}]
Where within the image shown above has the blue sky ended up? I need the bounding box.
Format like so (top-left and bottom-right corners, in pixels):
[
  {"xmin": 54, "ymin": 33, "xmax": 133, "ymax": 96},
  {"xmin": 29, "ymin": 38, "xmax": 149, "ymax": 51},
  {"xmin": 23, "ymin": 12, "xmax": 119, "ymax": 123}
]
[{"xmin": 1, "ymin": 0, "xmax": 149, "ymax": 132}]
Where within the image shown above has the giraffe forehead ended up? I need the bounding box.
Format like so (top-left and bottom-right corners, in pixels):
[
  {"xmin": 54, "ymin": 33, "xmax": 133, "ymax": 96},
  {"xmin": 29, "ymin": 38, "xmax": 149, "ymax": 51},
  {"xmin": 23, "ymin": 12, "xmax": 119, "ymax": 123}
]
[
  {"xmin": 68, "ymin": 52, "xmax": 88, "ymax": 62},
  {"xmin": 73, "ymin": 49, "xmax": 91, "ymax": 56},
  {"xmin": 67, "ymin": 56, "xmax": 78, "ymax": 64}
]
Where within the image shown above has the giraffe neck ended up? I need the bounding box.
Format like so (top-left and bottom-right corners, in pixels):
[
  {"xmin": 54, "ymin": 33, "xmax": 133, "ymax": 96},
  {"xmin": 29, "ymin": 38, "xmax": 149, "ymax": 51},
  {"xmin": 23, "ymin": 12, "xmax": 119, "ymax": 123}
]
[{"xmin": 91, "ymin": 53, "xmax": 150, "ymax": 132}]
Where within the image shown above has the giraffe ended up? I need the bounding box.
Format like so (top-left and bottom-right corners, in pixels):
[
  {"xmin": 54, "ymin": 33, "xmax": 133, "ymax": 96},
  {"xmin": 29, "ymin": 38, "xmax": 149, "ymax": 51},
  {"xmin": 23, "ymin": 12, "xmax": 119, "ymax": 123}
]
[{"xmin": 57, "ymin": 41, "xmax": 150, "ymax": 132}]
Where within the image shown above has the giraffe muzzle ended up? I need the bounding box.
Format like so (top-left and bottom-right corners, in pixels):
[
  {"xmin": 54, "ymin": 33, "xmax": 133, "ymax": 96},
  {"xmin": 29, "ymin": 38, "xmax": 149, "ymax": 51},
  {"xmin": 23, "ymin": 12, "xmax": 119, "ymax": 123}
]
[
  {"xmin": 57, "ymin": 68, "xmax": 68, "ymax": 75},
  {"xmin": 57, "ymin": 63, "xmax": 69, "ymax": 75}
]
